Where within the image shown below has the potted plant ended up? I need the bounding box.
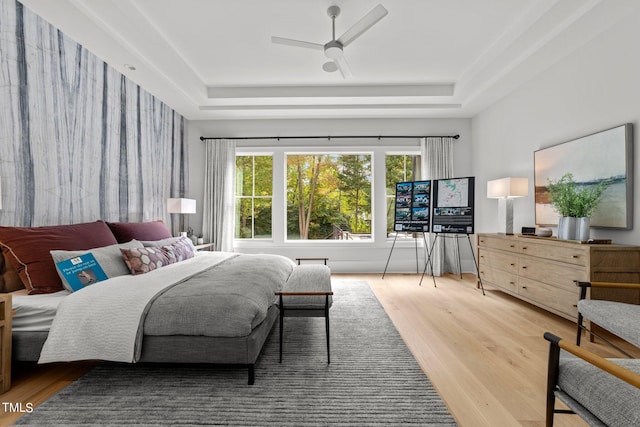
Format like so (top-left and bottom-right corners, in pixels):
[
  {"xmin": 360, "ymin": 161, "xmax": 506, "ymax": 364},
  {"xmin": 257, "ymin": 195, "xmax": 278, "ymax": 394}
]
[{"xmin": 546, "ymin": 173, "xmax": 608, "ymax": 240}]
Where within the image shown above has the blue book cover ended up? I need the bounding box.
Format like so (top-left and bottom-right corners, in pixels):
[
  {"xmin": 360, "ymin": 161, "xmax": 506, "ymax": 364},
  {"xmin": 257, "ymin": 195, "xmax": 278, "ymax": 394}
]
[{"xmin": 55, "ymin": 253, "xmax": 108, "ymax": 292}]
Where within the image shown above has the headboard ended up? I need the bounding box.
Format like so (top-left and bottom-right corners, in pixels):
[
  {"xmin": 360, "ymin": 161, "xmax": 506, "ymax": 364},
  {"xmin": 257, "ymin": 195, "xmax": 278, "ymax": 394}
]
[{"xmin": 0, "ymin": 251, "xmax": 23, "ymax": 293}]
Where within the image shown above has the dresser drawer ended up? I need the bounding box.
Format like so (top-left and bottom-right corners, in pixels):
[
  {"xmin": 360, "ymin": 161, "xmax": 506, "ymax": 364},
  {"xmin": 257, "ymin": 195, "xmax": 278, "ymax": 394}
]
[
  {"xmin": 519, "ymin": 277, "xmax": 579, "ymax": 319},
  {"xmin": 479, "ymin": 248, "xmax": 518, "ymax": 273},
  {"xmin": 479, "ymin": 266, "xmax": 518, "ymax": 293},
  {"xmin": 519, "ymin": 241, "xmax": 588, "ymax": 266},
  {"xmin": 519, "ymin": 256, "xmax": 588, "ymax": 292},
  {"xmin": 478, "ymin": 235, "xmax": 519, "ymax": 252}
]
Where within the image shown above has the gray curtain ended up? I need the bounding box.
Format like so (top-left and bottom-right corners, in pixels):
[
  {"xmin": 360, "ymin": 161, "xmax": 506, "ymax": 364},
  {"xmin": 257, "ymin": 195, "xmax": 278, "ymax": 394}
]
[
  {"xmin": 420, "ymin": 137, "xmax": 459, "ymax": 276},
  {"xmin": 202, "ymin": 139, "xmax": 236, "ymax": 252}
]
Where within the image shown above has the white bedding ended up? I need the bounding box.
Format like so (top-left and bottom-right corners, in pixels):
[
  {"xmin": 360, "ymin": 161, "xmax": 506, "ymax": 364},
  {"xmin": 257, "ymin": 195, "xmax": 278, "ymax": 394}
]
[
  {"xmin": 11, "ymin": 289, "xmax": 69, "ymax": 332},
  {"xmin": 38, "ymin": 252, "xmax": 237, "ymax": 364}
]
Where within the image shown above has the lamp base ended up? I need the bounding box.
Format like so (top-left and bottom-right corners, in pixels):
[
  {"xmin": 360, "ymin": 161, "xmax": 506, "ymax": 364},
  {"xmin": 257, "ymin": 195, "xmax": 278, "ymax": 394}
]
[{"xmin": 497, "ymin": 198, "xmax": 514, "ymax": 235}]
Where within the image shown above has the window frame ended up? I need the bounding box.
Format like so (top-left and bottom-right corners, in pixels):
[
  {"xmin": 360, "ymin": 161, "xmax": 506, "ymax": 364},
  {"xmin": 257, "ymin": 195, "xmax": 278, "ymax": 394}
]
[
  {"xmin": 385, "ymin": 151, "xmax": 422, "ymax": 241},
  {"xmin": 234, "ymin": 153, "xmax": 274, "ymax": 240},
  {"xmin": 233, "ymin": 143, "xmax": 424, "ymax": 249},
  {"xmin": 283, "ymin": 150, "xmax": 374, "ymax": 243}
]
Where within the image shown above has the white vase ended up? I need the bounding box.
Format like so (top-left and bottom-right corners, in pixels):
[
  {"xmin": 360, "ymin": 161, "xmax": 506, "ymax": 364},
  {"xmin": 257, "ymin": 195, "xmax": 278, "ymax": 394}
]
[
  {"xmin": 557, "ymin": 217, "xmax": 577, "ymax": 240},
  {"xmin": 575, "ymin": 217, "xmax": 591, "ymax": 242}
]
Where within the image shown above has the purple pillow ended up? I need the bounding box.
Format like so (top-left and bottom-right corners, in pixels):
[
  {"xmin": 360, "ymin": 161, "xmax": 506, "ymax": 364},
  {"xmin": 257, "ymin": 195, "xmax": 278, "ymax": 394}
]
[
  {"xmin": 163, "ymin": 237, "xmax": 196, "ymax": 263},
  {"xmin": 106, "ymin": 220, "xmax": 172, "ymax": 243},
  {"xmin": 120, "ymin": 237, "xmax": 196, "ymax": 275},
  {"xmin": 120, "ymin": 246, "xmax": 170, "ymax": 275}
]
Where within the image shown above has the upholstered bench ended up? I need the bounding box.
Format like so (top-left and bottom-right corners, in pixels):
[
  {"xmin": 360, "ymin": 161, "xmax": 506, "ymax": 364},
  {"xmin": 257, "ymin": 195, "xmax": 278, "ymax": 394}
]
[{"xmin": 275, "ymin": 264, "xmax": 333, "ymax": 363}]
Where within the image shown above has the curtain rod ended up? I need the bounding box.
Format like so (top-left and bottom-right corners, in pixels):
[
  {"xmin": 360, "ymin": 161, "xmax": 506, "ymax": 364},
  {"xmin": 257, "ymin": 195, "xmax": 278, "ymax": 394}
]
[{"xmin": 199, "ymin": 134, "xmax": 459, "ymax": 141}]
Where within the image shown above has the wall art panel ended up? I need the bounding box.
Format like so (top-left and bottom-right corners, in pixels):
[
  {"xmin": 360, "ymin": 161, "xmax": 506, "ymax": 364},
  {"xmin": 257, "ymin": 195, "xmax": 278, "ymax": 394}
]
[{"xmin": 0, "ymin": 0, "xmax": 187, "ymax": 228}]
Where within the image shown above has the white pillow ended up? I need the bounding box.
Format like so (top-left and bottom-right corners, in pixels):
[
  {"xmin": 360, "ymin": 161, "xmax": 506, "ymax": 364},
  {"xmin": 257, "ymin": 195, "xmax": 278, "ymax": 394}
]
[
  {"xmin": 139, "ymin": 236, "xmax": 183, "ymax": 247},
  {"xmin": 50, "ymin": 240, "xmax": 144, "ymax": 291}
]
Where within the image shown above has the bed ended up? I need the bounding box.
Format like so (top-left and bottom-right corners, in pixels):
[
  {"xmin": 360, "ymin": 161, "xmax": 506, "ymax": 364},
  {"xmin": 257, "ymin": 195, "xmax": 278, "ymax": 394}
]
[{"xmin": 0, "ymin": 220, "xmax": 296, "ymax": 384}]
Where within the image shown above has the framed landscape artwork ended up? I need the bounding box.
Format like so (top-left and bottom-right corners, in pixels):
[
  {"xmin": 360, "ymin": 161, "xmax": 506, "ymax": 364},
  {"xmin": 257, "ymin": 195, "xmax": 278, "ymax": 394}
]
[{"xmin": 534, "ymin": 123, "xmax": 633, "ymax": 228}]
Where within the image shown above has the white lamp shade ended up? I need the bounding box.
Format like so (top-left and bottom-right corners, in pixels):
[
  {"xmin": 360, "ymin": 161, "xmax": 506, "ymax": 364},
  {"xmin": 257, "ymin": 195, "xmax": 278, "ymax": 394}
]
[
  {"xmin": 167, "ymin": 198, "xmax": 196, "ymax": 214},
  {"xmin": 487, "ymin": 177, "xmax": 528, "ymax": 199}
]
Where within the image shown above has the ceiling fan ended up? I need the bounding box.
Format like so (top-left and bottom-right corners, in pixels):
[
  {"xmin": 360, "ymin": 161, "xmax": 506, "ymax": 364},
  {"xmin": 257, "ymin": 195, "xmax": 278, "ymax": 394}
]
[{"xmin": 271, "ymin": 4, "xmax": 388, "ymax": 78}]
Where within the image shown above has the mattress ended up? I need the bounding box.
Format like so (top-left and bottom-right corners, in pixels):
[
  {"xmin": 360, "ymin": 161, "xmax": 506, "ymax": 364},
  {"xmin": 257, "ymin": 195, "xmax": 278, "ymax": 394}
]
[{"xmin": 11, "ymin": 289, "xmax": 68, "ymax": 332}]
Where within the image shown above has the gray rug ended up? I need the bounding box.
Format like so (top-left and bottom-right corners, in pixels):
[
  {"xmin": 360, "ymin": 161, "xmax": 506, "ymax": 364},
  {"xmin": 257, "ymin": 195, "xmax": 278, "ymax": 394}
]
[{"xmin": 16, "ymin": 280, "xmax": 457, "ymax": 426}]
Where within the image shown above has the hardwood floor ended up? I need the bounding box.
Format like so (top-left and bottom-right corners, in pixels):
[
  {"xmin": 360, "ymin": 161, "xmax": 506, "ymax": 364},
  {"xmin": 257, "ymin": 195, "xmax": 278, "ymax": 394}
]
[
  {"xmin": 357, "ymin": 273, "xmax": 640, "ymax": 427},
  {"xmin": 1, "ymin": 273, "xmax": 638, "ymax": 426}
]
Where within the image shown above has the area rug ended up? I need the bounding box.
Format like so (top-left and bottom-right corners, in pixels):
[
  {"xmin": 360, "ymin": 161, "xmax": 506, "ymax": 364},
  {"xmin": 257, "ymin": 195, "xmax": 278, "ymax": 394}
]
[{"xmin": 16, "ymin": 280, "xmax": 457, "ymax": 426}]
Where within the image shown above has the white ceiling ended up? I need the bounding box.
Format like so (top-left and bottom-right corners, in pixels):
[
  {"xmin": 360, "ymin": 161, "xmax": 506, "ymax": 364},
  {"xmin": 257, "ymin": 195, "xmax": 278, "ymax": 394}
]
[{"xmin": 20, "ymin": 0, "xmax": 640, "ymax": 120}]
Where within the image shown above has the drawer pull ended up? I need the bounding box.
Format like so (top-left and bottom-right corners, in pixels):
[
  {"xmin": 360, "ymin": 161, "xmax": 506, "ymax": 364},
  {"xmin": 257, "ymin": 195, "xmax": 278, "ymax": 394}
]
[
  {"xmin": 510, "ymin": 263, "xmax": 515, "ymax": 266},
  {"xmin": 509, "ymin": 244, "xmax": 515, "ymax": 248},
  {"xmin": 572, "ymin": 304, "xmax": 577, "ymax": 308},
  {"xmin": 521, "ymin": 266, "xmax": 527, "ymax": 269},
  {"xmin": 572, "ymin": 255, "xmax": 579, "ymax": 258},
  {"xmin": 521, "ymin": 286, "xmax": 527, "ymax": 289},
  {"xmin": 522, "ymin": 247, "xmax": 528, "ymax": 250},
  {"xmin": 509, "ymin": 281, "xmax": 515, "ymax": 285}
]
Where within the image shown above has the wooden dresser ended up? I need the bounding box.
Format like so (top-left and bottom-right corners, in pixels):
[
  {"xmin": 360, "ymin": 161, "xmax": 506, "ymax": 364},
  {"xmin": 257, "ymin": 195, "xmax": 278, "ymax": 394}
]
[{"xmin": 477, "ymin": 233, "xmax": 640, "ymax": 321}]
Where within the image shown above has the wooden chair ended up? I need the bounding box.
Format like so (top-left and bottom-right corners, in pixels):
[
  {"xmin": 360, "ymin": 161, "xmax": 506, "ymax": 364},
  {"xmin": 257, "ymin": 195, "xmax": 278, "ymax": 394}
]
[
  {"xmin": 544, "ymin": 280, "xmax": 640, "ymax": 425},
  {"xmin": 544, "ymin": 332, "xmax": 640, "ymax": 426},
  {"xmin": 576, "ymin": 281, "xmax": 640, "ymax": 356}
]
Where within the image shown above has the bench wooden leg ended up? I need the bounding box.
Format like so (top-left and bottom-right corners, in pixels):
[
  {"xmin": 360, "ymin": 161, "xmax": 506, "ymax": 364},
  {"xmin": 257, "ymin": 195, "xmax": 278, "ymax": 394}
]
[
  {"xmin": 279, "ymin": 294, "xmax": 284, "ymax": 363},
  {"xmin": 248, "ymin": 364, "xmax": 255, "ymax": 385},
  {"xmin": 325, "ymin": 294, "xmax": 330, "ymax": 364}
]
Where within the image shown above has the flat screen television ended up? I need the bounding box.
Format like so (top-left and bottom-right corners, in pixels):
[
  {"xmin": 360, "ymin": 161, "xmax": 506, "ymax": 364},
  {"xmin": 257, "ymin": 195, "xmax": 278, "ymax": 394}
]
[
  {"xmin": 431, "ymin": 176, "xmax": 475, "ymax": 234},
  {"xmin": 393, "ymin": 180, "xmax": 431, "ymax": 233}
]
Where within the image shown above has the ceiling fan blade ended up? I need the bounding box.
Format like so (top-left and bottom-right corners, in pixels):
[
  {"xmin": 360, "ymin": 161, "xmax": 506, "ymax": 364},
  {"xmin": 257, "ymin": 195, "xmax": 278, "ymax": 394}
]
[
  {"xmin": 334, "ymin": 55, "xmax": 352, "ymax": 79},
  {"xmin": 271, "ymin": 36, "xmax": 324, "ymax": 51},
  {"xmin": 337, "ymin": 4, "xmax": 388, "ymax": 47}
]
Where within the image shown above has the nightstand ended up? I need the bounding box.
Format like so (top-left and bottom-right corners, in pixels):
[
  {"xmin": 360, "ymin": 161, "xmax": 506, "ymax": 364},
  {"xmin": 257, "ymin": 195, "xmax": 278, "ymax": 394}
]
[
  {"xmin": 195, "ymin": 243, "xmax": 215, "ymax": 251},
  {"xmin": 0, "ymin": 293, "xmax": 12, "ymax": 393}
]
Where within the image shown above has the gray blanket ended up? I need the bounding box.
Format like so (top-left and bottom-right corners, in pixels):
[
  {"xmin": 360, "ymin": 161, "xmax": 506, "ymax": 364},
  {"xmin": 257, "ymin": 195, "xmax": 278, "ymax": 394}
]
[{"xmin": 145, "ymin": 253, "xmax": 296, "ymax": 337}]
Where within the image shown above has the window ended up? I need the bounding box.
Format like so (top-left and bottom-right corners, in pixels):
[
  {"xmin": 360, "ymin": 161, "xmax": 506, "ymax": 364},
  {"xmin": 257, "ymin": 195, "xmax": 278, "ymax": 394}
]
[
  {"xmin": 385, "ymin": 154, "xmax": 420, "ymax": 236},
  {"xmin": 235, "ymin": 155, "xmax": 272, "ymax": 239},
  {"xmin": 286, "ymin": 154, "xmax": 372, "ymax": 240}
]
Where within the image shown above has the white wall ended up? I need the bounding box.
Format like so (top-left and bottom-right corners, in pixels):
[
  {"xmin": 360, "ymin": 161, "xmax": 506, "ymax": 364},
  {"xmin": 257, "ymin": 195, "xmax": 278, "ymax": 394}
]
[
  {"xmin": 473, "ymin": 7, "xmax": 640, "ymax": 245},
  {"xmin": 187, "ymin": 118, "xmax": 474, "ymax": 273}
]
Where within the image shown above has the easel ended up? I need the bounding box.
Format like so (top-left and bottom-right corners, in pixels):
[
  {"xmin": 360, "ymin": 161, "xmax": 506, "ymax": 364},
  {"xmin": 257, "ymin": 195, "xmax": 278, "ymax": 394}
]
[
  {"xmin": 419, "ymin": 233, "xmax": 485, "ymax": 295},
  {"xmin": 382, "ymin": 231, "xmax": 431, "ymax": 279}
]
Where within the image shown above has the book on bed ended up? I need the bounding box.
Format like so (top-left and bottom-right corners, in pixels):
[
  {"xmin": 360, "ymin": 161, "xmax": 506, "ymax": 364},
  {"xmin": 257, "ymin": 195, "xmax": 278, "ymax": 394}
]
[{"xmin": 55, "ymin": 253, "xmax": 108, "ymax": 292}]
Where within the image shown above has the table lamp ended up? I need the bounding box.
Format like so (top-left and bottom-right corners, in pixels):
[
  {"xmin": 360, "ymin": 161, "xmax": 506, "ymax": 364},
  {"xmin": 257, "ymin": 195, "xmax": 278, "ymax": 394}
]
[
  {"xmin": 167, "ymin": 198, "xmax": 196, "ymax": 236},
  {"xmin": 487, "ymin": 177, "xmax": 528, "ymax": 234}
]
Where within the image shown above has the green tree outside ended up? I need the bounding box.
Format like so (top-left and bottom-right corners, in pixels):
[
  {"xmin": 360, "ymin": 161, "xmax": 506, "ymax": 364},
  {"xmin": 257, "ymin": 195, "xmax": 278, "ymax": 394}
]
[{"xmin": 235, "ymin": 152, "xmax": 420, "ymax": 240}]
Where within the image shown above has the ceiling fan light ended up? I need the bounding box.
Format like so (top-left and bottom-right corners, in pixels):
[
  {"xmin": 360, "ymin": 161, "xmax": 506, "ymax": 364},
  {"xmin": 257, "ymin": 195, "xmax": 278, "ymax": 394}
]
[
  {"xmin": 324, "ymin": 41, "xmax": 343, "ymax": 59},
  {"xmin": 322, "ymin": 61, "xmax": 338, "ymax": 72}
]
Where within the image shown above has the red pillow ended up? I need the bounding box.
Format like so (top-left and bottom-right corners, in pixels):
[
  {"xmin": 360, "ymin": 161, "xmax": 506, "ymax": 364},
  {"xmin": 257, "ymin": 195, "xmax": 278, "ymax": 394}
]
[
  {"xmin": 106, "ymin": 220, "xmax": 172, "ymax": 243},
  {"xmin": 0, "ymin": 221, "xmax": 118, "ymax": 294}
]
